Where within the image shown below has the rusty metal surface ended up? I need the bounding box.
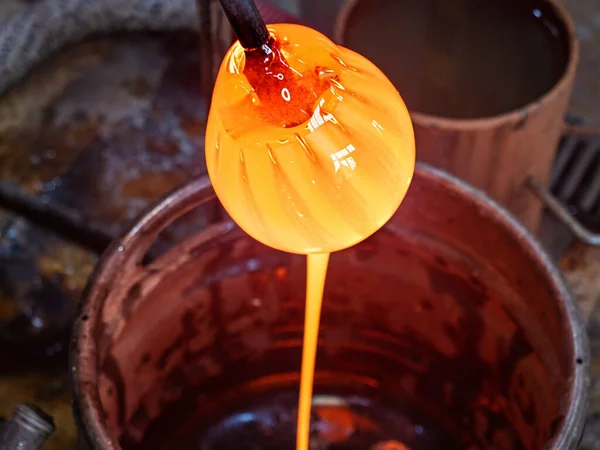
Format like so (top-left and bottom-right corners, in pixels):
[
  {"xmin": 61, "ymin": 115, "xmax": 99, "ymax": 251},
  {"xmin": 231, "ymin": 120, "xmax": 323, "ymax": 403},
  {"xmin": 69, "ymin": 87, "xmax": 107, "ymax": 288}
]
[
  {"xmin": 0, "ymin": 207, "xmax": 96, "ymax": 358},
  {"xmin": 0, "ymin": 31, "xmax": 208, "ymax": 239},
  {"xmin": 0, "ymin": 29, "xmax": 210, "ymax": 450},
  {"xmin": 0, "ymin": 206, "xmax": 95, "ymax": 450}
]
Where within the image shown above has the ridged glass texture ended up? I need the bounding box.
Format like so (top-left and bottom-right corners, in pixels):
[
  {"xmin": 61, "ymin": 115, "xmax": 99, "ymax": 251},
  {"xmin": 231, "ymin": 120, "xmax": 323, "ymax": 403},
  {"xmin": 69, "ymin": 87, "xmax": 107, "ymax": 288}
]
[{"xmin": 206, "ymin": 24, "xmax": 415, "ymax": 254}]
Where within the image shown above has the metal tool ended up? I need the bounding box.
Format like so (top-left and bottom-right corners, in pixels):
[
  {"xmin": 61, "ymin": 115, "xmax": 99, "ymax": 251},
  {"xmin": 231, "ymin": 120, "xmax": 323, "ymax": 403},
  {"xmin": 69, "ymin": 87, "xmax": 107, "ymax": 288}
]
[
  {"xmin": 529, "ymin": 116, "xmax": 600, "ymax": 246},
  {"xmin": 0, "ymin": 404, "xmax": 55, "ymax": 450}
]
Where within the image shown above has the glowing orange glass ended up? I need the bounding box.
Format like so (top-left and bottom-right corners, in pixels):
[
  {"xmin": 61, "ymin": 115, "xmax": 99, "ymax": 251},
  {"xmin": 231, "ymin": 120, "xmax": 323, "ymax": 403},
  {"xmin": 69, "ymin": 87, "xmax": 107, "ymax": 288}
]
[{"xmin": 205, "ymin": 24, "xmax": 416, "ymax": 255}]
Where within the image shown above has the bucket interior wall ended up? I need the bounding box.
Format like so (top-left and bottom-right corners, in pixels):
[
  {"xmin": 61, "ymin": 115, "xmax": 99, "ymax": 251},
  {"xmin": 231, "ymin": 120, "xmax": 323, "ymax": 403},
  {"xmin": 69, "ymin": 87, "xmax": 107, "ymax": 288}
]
[{"xmin": 91, "ymin": 174, "xmax": 575, "ymax": 450}]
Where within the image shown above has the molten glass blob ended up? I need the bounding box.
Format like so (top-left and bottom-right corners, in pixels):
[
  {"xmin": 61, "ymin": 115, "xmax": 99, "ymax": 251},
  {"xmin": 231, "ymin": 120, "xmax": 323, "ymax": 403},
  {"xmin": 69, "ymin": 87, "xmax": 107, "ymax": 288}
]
[{"xmin": 205, "ymin": 24, "xmax": 415, "ymax": 254}]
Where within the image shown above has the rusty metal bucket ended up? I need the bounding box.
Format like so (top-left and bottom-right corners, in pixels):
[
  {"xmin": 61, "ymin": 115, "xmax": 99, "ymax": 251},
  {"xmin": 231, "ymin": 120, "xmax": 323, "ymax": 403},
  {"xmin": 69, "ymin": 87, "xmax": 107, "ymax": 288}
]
[
  {"xmin": 332, "ymin": 0, "xmax": 600, "ymax": 239},
  {"xmin": 71, "ymin": 164, "xmax": 589, "ymax": 450}
]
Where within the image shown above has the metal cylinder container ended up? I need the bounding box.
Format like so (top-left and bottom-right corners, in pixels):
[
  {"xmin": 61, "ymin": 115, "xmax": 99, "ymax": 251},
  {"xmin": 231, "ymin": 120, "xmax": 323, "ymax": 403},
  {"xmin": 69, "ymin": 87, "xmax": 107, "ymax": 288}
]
[
  {"xmin": 71, "ymin": 164, "xmax": 589, "ymax": 450},
  {"xmin": 334, "ymin": 0, "xmax": 579, "ymax": 233}
]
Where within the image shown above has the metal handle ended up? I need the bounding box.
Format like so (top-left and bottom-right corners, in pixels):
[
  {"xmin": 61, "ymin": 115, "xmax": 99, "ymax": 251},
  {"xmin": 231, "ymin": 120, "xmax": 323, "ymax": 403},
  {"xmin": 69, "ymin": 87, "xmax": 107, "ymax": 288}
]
[
  {"xmin": 527, "ymin": 122, "xmax": 600, "ymax": 246},
  {"xmin": 527, "ymin": 177, "xmax": 600, "ymax": 246},
  {"xmin": 563, "ymin": 123, "xmax": 600, "ymax": 139}
]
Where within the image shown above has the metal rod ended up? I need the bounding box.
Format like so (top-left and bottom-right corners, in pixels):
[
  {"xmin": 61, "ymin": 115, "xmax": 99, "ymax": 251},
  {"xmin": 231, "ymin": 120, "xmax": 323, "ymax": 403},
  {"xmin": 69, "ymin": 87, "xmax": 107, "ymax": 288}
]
[
  {"xmin": 217, "ymin": 0, "xmax": 269, "ymax": 50},
  {"xmin": 526, "ymin": 176, "xmax": 600, "ymax": 247},
  {"xmin": 0, "ymin": 180, "xmax": 114, "ymax": 253},
  {"xmin": 563, "ymin": 124, "xmax": 600, "ymax": 138},
  {"xmin": 197, "ymin": 0, "xmax": 215, "ymax": 101},
  {"xmin": 0, "ymin": 404, "xmax": 55, "ymax": 450}
]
